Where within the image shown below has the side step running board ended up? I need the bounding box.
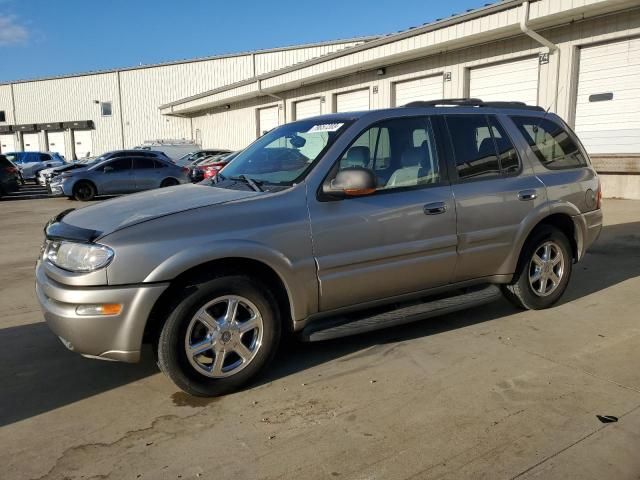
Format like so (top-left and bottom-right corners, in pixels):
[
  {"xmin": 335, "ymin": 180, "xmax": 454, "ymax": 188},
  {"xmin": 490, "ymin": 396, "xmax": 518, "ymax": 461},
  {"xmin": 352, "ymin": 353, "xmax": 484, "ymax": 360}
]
[{"xmin": 301, "ymin": 285, "xmax": 501, "ymax": 342}]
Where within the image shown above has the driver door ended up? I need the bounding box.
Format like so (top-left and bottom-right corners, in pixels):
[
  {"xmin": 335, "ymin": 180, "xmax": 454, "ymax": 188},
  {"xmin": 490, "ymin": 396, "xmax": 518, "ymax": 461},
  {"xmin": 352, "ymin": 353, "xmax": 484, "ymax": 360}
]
[
  {"xmin": 100, "ymin": 158, "xmax": 133, "ymax": 194},
  {"xmin": 307, "ymin": 116, "xmax": 458, "ymax": 312}
]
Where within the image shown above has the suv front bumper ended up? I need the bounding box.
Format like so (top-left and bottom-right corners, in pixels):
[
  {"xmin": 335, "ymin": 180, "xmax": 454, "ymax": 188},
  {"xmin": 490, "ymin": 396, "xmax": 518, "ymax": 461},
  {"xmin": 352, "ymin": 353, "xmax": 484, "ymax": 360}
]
[{"xmin": 35, "ymin": 261, "xmax": 168, "ymax": 362}]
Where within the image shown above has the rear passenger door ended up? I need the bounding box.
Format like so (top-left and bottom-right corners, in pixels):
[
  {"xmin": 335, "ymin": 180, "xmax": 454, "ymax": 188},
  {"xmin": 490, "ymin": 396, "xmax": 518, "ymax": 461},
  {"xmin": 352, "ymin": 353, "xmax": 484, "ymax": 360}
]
[
  {"xmin": 308, "ymin": 116, "xmax": 458, "ymax": 312},
  {"xmin": 443, "ymin": 114, "xmax": 546, "ymax": 281},
  {"xmin": 132, "ymin": 157, "xmax": 159, "ymax": 191}
]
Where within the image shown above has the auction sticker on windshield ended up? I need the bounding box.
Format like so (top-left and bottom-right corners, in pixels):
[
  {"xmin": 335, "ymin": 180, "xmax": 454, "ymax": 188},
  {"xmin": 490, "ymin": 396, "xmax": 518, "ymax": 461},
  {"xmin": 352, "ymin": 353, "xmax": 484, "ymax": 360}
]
[{"xmin": 307, "ymin": 123, "xmax": 344, "ymax": 133}]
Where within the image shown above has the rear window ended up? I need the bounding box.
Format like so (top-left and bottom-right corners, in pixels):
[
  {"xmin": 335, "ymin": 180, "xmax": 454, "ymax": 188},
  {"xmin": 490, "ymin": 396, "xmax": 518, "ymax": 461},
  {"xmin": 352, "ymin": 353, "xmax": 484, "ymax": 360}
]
[
  {"xmin": 511, "ymin": 116, "xmax": 586, "ymax": 170},
  {"xmin": 0, "ymin": 155, "xmax": 11, "ymax": 167}
]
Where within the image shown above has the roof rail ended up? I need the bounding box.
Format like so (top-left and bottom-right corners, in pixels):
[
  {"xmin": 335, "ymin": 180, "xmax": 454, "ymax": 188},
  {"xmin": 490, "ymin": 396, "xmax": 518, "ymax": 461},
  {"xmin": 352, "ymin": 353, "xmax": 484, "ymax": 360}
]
[{"xmin": 404, "ymin": 98, "xmax": 545, "ymax": 111}]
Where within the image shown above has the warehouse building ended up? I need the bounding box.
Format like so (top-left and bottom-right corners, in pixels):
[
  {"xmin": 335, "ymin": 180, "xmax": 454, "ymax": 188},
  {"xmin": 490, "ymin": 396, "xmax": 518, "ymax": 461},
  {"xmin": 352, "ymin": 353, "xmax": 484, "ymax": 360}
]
[{"xmin": 2, "ymin": 0, "xmax": 640, "ymax": 198}]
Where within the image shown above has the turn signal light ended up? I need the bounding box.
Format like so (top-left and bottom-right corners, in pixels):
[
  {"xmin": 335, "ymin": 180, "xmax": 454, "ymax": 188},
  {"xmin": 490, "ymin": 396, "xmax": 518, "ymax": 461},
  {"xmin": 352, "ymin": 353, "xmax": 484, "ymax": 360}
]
[{"xmin": 76, "ymin": 303, "xmax": 122, "ymax": 316}]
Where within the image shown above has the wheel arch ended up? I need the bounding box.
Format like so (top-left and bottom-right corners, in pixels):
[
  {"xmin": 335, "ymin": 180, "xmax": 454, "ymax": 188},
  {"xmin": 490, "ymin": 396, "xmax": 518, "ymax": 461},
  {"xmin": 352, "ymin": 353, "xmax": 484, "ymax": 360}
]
[
  {"xmin": 72, "ymin": 178, "xmax": 98, "ymax": 195},
  {"xmin": 143, "ymin": 256, "xmax": 297, "ymax": 346}
]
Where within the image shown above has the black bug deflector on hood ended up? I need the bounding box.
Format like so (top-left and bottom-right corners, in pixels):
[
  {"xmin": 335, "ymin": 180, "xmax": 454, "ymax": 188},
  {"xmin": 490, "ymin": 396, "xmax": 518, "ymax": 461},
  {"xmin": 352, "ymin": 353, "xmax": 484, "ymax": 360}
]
[{"xmin": 44, "ymin": 208, "xmax": 102, "ymax": 243}]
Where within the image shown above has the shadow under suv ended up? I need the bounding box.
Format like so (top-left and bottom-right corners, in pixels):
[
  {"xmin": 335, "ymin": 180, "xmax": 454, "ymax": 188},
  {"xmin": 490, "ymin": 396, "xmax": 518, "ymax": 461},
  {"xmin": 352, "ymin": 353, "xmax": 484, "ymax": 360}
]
[{"xmin": 36, "ymin": 99, "xmax": 602, "ymax": 396}]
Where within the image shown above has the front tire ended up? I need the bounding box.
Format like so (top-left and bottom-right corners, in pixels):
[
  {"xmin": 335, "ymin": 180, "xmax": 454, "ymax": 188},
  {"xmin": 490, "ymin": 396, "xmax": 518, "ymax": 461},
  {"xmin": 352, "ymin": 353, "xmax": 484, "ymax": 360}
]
[
  {"xmin": 501, "ymin": 226, "xmax": 573, "ymax": 310},
  {"xmin": 73, "ymin": 181, "xmax": 96, "ymax": 201},
  {"xmin": 160, "ymin": 178, "xmax": 179, "ymax": 187},
  {"xmin": 157, "ymin": 275, "xmax": 281, "ymax": 396}
]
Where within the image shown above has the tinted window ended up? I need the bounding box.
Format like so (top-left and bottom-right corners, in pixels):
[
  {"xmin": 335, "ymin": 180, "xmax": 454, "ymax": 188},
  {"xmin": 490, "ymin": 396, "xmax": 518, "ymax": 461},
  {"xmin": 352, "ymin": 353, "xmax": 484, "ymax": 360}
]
[
  {"xmin": 40, "ymin": 154, "xmax": 51, "ymax": 161},
  {"xmin": 488, "ymin": 116, "xmax": 520, "ymax": 174},
  {"xmin": 511, "ymin": 116, "xmax": 586, "ymax": 170},
  {"xmin": 338, "ymin": 117, "xmax": 440, "ymax": 190},
  {"xmin": 0, "ymin": 155, "xmax": 11, "ymax": 167},
  {"xmin": 154, "ymin": 159, "xmax": 168, "ymax": 168},
  {"xmin": 104, "ymin": 158, "xmax": 131, "ymax": 171},
  {"xmin": 0, "ymin": 111, "xmax": 6, "ymax": 122},
  {"xmin": 446, "ymin": 115, "xmax": 500, "ymax": 180},
  {"xmin": 133, "ymin": 158, "xmax": 155, "ymax": 169}
]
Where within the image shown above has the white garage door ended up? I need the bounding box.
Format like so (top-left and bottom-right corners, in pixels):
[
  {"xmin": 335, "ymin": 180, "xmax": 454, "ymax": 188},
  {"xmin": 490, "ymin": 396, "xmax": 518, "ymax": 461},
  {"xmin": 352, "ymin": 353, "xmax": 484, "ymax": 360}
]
[
  {"xmin": 258, "ymin": 106, "xmax": 280, "ymax": 136},
  {"xmin": 335, "ymin": 89, "xmax": 370, "ymax": 112},
  {"xmin": 22, "ymin": 132, "xmax": 40, "ymax": 152},
  {"xmin": 74, "ymin": 130, "xmax": 93, "ymax": 159},
  {"xmin": 47, "ymin": 131, "xmax": 66, "ymax": 159},
  {"xmin": 294, "ymin": 98, "xmax": 322, "ymax": 120},
  {"xmin": 469, "ymin": 57, "xmax": 539, "ymax": 106},
  {"xmin": 575, "ymin": 38, "xmax": 640, "ymax": 154},
  {"xmin": 0, "ymin": 134, "xmax": 17, "ymax": 153},
  {"xmin": 394, "ymin": 75, "xmax": 444, "ymax": 106}
]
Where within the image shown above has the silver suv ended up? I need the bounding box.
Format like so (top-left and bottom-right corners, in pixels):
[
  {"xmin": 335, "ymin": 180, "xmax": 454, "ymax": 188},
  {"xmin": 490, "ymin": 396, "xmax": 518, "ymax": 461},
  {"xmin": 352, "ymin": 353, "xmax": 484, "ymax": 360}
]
[{"xmin": 36, "ymin": 100, "xmax": 603, "ymax": 396}]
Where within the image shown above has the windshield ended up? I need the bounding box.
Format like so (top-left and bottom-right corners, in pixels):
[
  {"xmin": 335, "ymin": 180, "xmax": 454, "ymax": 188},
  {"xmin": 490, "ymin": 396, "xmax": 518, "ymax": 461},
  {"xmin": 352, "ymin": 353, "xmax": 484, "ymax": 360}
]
[{"xmin": 219, "ymin": 119, "xmax": 350, "ymax": 186}]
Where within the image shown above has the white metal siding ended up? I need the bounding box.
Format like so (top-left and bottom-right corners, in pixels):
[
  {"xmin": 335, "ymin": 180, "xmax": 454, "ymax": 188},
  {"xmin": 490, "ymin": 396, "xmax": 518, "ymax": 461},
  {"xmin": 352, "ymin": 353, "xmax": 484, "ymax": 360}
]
[
  {"xmin": 394, "ymin": 75, "xmax": 444, "ymax": 106},
  {"xmin": 469, "ymin": 57, "xmax": 540, "ymax": 105},
  {"xmin": 575, "ymin": 38, "xmax": 640, "ymax": 154},
  {"xmin": 47, "ymin": 131, "xmax": 66, "ymax": 158},
  {"xmin": 0, "ymin": 134, "xmax": 16, "ymax": 153},
  {"xmin": 335, "ymin": 89, "xmax": 370, "ymax": 112},
  {"xmin": 73, "ymin": 130, "xmax": 93, "ymax": 159},
  {"xmin": 22, "ymin": 132, "xmax": 40, "ymax": 152},
  {"xmin": 258, "ymin": 106, "xmax": 280, "ymax": 135},
  {"xmin": 294, "ymin": 98, "xmax": 322, "ymax": 120}
]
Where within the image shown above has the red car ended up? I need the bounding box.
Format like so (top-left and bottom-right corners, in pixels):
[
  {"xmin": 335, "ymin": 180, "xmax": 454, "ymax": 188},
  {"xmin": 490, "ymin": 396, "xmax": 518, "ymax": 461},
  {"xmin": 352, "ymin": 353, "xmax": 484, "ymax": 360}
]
[{"xmin": 191, "ymin": 151, "xmax": 240, "ymax": 182}]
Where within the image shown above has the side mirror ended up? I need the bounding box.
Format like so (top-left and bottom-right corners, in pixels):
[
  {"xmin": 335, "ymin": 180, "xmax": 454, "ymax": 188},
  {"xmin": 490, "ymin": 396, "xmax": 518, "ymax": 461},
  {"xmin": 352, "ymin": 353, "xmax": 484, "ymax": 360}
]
[
  {"xmin": 103, "ymin": 166, "xmax": 114, "ymax": 173},
  {"xmin": 322, "ymin": 167, "xmax": 377, "ymax": 199}
]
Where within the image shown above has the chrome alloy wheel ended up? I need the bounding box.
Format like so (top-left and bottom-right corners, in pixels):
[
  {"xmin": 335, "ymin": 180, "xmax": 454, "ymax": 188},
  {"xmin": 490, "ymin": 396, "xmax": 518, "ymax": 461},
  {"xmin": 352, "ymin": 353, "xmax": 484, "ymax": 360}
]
[
  {"xmin": 184, "ymin": 295, "xmax": 263, "ymax": 378},
  {"xmin": 529, "ymin": 241, "xmax": 565, "ymax": 297}
]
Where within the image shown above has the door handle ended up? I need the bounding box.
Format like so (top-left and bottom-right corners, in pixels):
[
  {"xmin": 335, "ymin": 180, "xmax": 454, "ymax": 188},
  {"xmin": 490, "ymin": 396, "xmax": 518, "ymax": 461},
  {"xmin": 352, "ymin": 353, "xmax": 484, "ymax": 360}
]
[
  {"xmin": 423, "ymin": 202, "xmax": 447, "ymax": 215},
  {"xmin": 518, "ymin": 189, "xmax": 537, "ymax": 201}
]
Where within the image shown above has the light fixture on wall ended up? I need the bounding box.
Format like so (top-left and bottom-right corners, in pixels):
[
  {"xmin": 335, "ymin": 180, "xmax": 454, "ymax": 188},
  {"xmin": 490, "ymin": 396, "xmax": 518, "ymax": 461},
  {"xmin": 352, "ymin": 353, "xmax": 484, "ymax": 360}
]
[
  {"xmin": 224, "ymin": 104, "xmax": 231, "ymax": 110},
  {"xmin": 376, "ymin": 68, "xmax": 386, "ymax": 76},
  {"xmin": 93, "ymin": 100, "xmax": 100, "ymax": 104}
]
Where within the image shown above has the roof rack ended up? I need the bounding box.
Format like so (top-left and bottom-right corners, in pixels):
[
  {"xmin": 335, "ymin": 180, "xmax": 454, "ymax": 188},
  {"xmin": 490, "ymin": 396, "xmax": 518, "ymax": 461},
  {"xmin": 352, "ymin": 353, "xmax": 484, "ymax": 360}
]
[{"xmin": 404, "ymin": 98, "xmax": 545, "ymax": 111}]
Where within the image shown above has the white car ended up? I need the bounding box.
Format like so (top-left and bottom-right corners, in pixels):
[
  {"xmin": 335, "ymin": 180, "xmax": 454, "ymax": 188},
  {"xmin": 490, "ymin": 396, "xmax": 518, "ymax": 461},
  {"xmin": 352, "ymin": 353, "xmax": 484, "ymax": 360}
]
[
  {"xmin": 4, "ymin": 152, "xmax": 66, "ymax": 181},
  {"xmin": 38, "ymin": 157, "xmax": 95, "ymax": 185}
]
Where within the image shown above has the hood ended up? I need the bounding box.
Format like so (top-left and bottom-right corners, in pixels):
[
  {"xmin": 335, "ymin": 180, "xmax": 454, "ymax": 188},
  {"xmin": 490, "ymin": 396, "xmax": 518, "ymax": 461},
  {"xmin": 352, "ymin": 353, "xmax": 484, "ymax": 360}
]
[{"xmin": 57, "ymin": 184, "xmax": 260, "ymax": 238}]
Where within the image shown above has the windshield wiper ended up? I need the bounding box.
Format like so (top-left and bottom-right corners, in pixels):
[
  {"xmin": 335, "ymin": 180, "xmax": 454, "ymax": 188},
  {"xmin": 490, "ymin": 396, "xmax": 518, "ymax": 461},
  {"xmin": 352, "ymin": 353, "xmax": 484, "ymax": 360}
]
[{"xmin": 229, "ymin": 175, "xmax": 263, "ymax": 192}]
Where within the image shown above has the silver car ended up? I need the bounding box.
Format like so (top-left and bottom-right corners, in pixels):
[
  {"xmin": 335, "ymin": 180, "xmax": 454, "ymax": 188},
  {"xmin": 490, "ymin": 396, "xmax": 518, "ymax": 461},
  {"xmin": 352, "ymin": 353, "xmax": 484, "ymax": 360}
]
[
  {"xmin": 49, "ymin": 155, "xmax": 190, "ymax": 200},
  {"xmin": 36, "ymin": 100, "xmax": 603, "ymax": 396}
]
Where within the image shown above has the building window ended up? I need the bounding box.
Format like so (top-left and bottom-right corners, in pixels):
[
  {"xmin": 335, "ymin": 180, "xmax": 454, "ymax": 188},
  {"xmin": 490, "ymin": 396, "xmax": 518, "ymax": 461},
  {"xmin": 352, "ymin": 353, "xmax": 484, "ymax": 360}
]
[
  {"xmin": 101, "ymin": 102, "xmax": 112, "ymax": 117},
  {"xmin": 0, "ymin": 111, "xmax": 6, "ymax": 122}
]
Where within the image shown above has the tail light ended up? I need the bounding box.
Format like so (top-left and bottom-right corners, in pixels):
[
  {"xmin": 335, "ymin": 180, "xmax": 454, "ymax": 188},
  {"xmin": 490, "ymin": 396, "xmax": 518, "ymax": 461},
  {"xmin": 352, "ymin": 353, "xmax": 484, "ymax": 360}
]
[
  {"xmin": 181, "ymin": 167, "xmax": 190, "ymax": 174},
  {"xmin": 596, "ymin": 177, "xmax": 602, "ymax": 209},
  {"xmin": 4, "ymin": 166, "xmax": 17, "ymax": 174}
]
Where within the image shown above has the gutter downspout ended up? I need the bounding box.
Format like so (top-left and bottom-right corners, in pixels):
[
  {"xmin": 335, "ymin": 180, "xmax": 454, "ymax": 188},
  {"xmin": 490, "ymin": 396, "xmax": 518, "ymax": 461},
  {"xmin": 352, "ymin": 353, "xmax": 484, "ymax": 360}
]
[
  {"xmin": 520, "ymin": 0, "xmax": 561, "ymax": 111},
  {"xmin": 257, "ymin": 78, "xmax": 287, "ymax": 124}
]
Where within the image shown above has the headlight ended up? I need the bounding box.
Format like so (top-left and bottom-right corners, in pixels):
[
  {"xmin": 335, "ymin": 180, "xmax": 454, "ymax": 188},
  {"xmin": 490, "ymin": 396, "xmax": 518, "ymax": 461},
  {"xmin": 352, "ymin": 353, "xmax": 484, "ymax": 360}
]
[{"xmin": 43, "ymin": 241, "xmax": 114, "ymax": 272}]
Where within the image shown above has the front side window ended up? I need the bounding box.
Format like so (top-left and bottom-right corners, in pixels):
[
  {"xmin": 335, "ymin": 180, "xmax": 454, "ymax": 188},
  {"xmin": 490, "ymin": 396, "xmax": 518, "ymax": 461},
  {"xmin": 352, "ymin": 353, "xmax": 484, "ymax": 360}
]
[
  {"xmin": 446, "ymin": 115, "xmax": 501, "ymax": 180},
  {"xmin": 102, "ymin": 158, "xmax": 131, "ymax": 172},
  {"xmin": 511, "ymin": 116, "xmax": 586, "ymax": 170},
  {"xmin": 220, "ymin": 119, "xmax": 350, "ymax": 186},
  {"xmin": 40, "ymin": 154, "xmax": 52, "ymax": 162},
  {"xmin": 337, "ymin": 116, "xmax": 440, "ymax": 190}
]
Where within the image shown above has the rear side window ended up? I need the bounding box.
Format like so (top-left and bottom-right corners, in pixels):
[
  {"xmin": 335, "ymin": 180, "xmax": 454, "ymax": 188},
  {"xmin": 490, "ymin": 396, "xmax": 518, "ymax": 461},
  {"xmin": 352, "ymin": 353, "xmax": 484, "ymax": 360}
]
[
  {"xmin": 154, "ymin": 159, "xmax": 168, "ymax": 168},
  {"xmin": 488, "ymin": 116, "xmax": 520, "ymax": 174},
  {"xmin": 511, "ymin": 116, "xmax": 586, "ymax": 170},
  {"xmin": 446, "ymin": 115, "xmax": 501, "ymax": 180},
  {"xmin": 105, "ymin": 158, "xmax": 131, "ymax": 171},
  {"xmin": 40, "ymin": 154, "xmax": 52, "ymax": 162},
  {"xmin": 133, "ymin": 158, "xmax": 155, "ymax": 169}
]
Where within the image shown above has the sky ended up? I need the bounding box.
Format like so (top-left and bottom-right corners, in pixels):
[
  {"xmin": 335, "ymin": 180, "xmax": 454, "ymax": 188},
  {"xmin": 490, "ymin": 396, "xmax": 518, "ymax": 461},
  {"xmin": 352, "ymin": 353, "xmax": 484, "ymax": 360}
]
[{"xmin": 0, "ymin": 0, "xmax": 488, "ymax": 83}]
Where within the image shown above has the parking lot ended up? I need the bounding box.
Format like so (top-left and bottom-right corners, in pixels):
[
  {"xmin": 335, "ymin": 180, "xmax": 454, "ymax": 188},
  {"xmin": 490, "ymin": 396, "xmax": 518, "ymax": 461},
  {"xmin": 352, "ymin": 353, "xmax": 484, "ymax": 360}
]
[{"xmin": 0, "ymin": 195, "xmax": 639, "ymax": 480}]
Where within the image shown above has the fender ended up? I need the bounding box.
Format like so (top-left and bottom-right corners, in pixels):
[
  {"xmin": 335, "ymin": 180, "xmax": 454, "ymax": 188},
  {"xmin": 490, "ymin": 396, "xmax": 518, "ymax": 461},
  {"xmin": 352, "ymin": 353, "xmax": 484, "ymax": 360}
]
[{"xmin": 143, "ymin": 239, "xmax": 317, "ymax": 322}]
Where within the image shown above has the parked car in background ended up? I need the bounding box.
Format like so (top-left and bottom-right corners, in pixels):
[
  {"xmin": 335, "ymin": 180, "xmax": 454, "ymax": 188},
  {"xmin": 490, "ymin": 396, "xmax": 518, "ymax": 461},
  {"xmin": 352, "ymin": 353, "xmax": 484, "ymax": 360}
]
[
  {"xmin": 189, "ymin": 152, "xmax": 235, "ymax": 182},
  {"xmin": 41, "ymin": 150, "xmax": 171, "ymax": 186},
  {"xmin": 49, "ymin": 155, "xmax": 190, "ymax": 200},
  {"xmin": 36, "ymin": 100, "xmax": 602, "ymax": 396},
  {"xmin": 0, "ymin": 154, "xmax": 21, "ymax": 198},
  {"xmin": 174, "ymin": 149, "xmax": 232, "ymax": 167},
  {"xmin": 4, "ymin": 152, "xmax": 65, "ymax": 181},
  {"xmin": 135, "ymin": 141, "xmax": 209, "ymax": 160}
]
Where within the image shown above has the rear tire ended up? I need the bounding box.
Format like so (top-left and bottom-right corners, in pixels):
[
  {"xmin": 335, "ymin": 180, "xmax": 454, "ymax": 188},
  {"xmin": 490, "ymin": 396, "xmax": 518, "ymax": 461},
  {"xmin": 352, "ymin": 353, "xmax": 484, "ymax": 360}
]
[
  {"xmin": 501, "ymin": 226, "xmax": 573, "ymax": 310},
  {"xmin": 73, "ymin": 181, "xmax": 96, "ymax": 201},
  {"xmin": 157, "ymin": 275, "xmax": 281, "ymax": 396}
]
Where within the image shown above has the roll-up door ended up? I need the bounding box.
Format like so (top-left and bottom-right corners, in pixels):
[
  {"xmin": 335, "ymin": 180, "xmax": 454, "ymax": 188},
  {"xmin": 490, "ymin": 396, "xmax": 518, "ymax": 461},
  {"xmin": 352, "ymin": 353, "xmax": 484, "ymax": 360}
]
[
  {"xmin": 258, "ymin": 106, "xmax": 280, "ymax": 136},
  {"xmin": 22, "ymin": 132, "xmax": 40, "ymax": 152},
  {"xmin": 73, "ymin": 130, "xmax": 93, "ymax": 159},
  {"xmin": 47, "ymin": 131, "xmax": 66, "ymax": 158},
  {"xmin": 394, "ymin": 75, "xmax": 444, "ymax": 106},
  {"xmin": 0, "ymin": 134, "xmax": 17, "ymax": 153},
  {"xmin": 335, "ymin": 89, "xmax": 370, "ymax": 113},
  {"xmin": 294, "ymin": 98, "xmax": 322, "ymax": 120},
  {"xmin": 469, "ymin": 57, "xmax": 539, "ymax": 106},
  {"xmin": 575, "ymin": 38, "xmax": 640, "ymax": 154}
]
